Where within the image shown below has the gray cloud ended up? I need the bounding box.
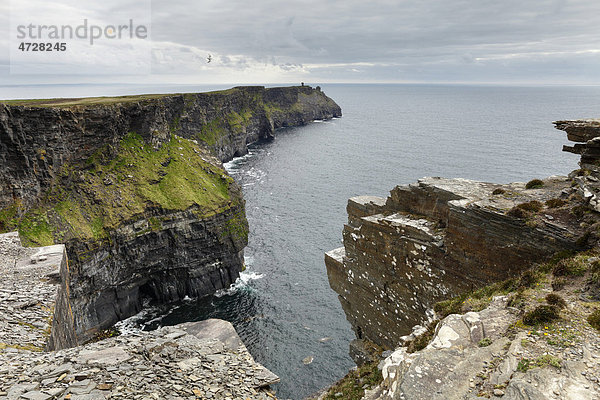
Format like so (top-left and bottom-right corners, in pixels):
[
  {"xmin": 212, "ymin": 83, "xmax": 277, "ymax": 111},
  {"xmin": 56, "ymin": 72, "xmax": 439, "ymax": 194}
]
[{"xmin": 2, "ymin": 0, "xmax": 600, "ymax": 84}]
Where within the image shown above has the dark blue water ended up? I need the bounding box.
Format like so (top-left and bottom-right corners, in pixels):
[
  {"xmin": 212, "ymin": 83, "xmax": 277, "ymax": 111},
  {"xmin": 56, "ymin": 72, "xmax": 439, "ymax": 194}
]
[
  {"xmin": 7, "ymin": 83, "xmax": 600, "ymax": 399},
  {"xmin": 119, "ymin": 84, "xmax": 600, "ymax": 399}
]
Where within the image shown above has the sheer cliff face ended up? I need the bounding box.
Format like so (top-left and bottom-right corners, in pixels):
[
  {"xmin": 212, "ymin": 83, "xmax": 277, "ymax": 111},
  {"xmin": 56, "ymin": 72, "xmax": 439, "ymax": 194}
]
[
  {"xmin": 0, "ymin": 85, "xmax": 341, "ymax": 347},
  {"xmin": 0, "ymin": 86, "xmax": 341, "ymax": 211},
  {"xmin": 326, "ymin": 177, "xmax": 585, "ymax": 351}
]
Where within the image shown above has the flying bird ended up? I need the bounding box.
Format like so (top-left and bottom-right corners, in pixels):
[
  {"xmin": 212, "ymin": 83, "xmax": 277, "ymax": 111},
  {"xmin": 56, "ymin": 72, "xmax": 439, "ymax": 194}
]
[{"xmin": 207, "ymin": 54, "xmax": 212, "ymax": 63}]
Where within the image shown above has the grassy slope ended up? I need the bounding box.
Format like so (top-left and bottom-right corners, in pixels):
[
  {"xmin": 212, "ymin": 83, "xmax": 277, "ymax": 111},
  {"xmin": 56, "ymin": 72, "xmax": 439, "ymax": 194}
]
[{"xmin": 0, "ymin": 133, "xmax": 245, "ymax": 246}]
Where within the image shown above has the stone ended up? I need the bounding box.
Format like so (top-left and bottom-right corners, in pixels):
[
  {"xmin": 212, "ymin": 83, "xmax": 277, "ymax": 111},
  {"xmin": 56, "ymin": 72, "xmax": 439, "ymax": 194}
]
[
  {"xmin": 76, "ymin": 347, "xmax": 131, "ymax": 366},
  {"xmin": 302, "ymin": 356, "xmax": 314, "ymax": 365},
  {"xmin": 179, "ymin": 319, "xmax": 244, "ymax": 351},
  {"xmin": 20, "ymin": 391, "xmax": 52, "ymax": 400},
  {"xmin": 326, "ymin": 177, "xmax": 579, "ymax": 350}
]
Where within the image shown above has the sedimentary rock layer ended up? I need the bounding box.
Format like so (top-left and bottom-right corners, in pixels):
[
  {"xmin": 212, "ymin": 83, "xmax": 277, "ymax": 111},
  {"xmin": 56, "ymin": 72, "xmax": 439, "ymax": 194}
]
[
  {"xmin": 0, "ymin": 85, "xmax": 341, "ymax": 211},
  {"xmin": 0, "ymin": 86, "xmax": 341, "ymax": 347},
  {"xmin": 326, "ymin": 176, "xmax": 583, "ymax": 351}
]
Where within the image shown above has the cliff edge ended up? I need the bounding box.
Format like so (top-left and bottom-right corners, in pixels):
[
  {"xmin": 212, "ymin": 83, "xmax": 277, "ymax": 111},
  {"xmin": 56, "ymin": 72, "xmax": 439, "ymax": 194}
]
[
  {"xmin": 0, "ymin": 85, "xmax": 341, "ymax": 347},
  {"xmin": 322, "ymin": 119, "xmax": 600, "ymax": 399},
  {"xmin": 0, "ymin": 229, "xmax": 279, "ymax": 399}
]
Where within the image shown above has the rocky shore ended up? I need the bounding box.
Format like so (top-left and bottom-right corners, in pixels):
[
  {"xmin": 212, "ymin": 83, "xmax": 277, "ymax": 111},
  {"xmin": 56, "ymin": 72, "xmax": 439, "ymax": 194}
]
[{"xmin": 0, "ymin": 231, "xmax": 280, "ymax": 400}]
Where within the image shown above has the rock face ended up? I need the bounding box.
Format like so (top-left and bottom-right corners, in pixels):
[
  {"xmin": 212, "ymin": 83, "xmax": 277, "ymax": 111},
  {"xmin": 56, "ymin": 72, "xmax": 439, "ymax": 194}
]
[
  {"xmin": 0, "ymin": 85, "xmax": 341, "ymax": 347},
  {"xmin": 555, "ymin": 119, "xmax": 600, "ymax": 171},
  {"xmin": 0, "ymin": 85, "xmax": 341, "ymax": 211},
  {"xmin": 0, "ymin": 232, "xmax": 280, "ymax": 399},
  {"xmin": 364, "ymin": 296, "xmax": 600, "ymax": 400},
  {"xmin": 555, "ymin": 119, "xmax": 600, "ymax": 213},
  {"xmin": 326, "ymin": 176, "xmax": 584, "ymax": 353}
]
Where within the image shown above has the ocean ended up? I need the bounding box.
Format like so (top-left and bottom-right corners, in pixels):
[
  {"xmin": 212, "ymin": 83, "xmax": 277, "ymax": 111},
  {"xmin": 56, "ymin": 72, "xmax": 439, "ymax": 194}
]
[{"xmin": 4, "ymin": 83, "xmax": 600, "ymax": 399}]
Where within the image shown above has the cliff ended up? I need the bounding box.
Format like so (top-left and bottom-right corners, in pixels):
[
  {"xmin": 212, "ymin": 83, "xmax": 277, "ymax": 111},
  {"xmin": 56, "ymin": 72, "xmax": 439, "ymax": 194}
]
[
  {"xmin": 0, "ymin": 234, "xmax": 279, "ymax": 398},
  {"xmin": 0, "ymin": 85, "xmax": 341, "ymax": 211},
  {"xmin": 322, "ymin": 119, "xmax": 600, "ymax": 399},
  {"xmin": 0, "ymin": 85, "xmax": 341, "ymax": 347},
  {"xmin": 326, "ymin": 176, "xmax": 584, "ymax": 352}
]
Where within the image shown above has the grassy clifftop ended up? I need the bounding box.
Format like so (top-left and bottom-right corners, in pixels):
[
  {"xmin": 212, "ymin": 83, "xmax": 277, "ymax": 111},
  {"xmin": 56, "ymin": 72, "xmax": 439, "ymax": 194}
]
[{"xmin": 0, "ymin": 85, "xmax": 342, "ymax": 245}]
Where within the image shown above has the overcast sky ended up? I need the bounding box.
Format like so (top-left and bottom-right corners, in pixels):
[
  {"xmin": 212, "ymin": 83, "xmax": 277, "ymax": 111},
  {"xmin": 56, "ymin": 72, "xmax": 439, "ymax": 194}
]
[{"xmin": 1, "ymin": 0, "xmax": 600, "ymax": 85}]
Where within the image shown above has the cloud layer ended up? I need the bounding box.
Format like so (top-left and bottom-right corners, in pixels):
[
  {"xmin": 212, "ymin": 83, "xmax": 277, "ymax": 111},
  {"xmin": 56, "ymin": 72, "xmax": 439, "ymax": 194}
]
[{"xmin": 1, "ymin": 0, "xmax": 600, "ymax": 84}]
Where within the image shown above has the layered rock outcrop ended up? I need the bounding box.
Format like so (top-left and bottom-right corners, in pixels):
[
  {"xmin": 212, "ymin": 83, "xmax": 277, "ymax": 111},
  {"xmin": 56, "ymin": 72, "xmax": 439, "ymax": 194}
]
[
  {"xmin": 366, "ymin": 293, "xmax": 600, "ymax": 400},
  {"xmin": 0, "ymin": 85, "xmax": 341, "ymax": 211},
  {"xmin": 0, "ymin": 85, "xmax": 341, "ymax": 347},
  {"xmin": 325, "ymin": 119, "xmax": 600, "ymax": 355},
  {"xmin": 326, "ymin": 176, "xmax": 583, "ymax": 352},
  {"xmin": 555, "ymin": 119, "xmax": 600, "ymax": 212}
]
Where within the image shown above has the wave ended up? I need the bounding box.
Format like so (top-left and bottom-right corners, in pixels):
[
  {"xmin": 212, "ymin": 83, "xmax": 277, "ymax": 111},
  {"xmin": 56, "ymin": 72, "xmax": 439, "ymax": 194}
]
[
  {"xmin": 223, "ymin": 150, "xmax": 255, "ymax": 173},
  {"xmin": 214, "ymin": 269, "xmax": 264, "ymax": 297},
  {"xmin": 114, "ymin": 302, "xmax": 178, "ymax": 335}
]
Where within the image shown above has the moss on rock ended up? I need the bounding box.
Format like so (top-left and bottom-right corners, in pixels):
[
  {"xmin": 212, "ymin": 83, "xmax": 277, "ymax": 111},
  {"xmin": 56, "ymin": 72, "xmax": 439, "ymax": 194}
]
[{"xmin": 0, "ymin": 132, "xmax": 242, "ymax": 247}]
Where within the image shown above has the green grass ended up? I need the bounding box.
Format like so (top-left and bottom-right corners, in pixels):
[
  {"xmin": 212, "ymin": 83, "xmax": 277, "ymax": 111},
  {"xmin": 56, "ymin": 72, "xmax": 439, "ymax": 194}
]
[
  {"xmin": 523, "ymin": 305, "xmax": 560, "ymax": 326},
  {"xmin": 198, "ymin": 118, "xmax": 226, "ymax": 146},
  {"xmin": 588, "ymin": 309, "xmax": 600, "ymax": 331},
  {"xmin": 220, "ymin": 209, "xmax": 249, "ymax": 243},
  {"xmin": 197, "ymin": 109, "xmax": 254, "ymax": 146},
  {"xmin": 516, "ymin": 201, "xmax": 543, "ymax": 212},
  {"xmin": 406, "ymin": 319, "xmax": 438, "ymax": 353},
  {"xmin": 0, "ymin": 132, "xmax": 242, "ymax": 246},
  {"xmin": 19, "ymin": 212, "xmax": 55, "ymax": 246},
  {"xmin": 148, "ymin": 217, "xmax": 162, "ymax": 232},
  {"xmin": 589, "ymin": 260, "xmax": 600, "ymax": 285},
  {"xmin": 545, "ymin": 293, "xmax": 566, "ymax": 308},
  {"xmin": 227, "ymin": 109, "xmax": 253, "ymax": 133},
  {"xmin": 507, "ymin": 201, "xmax": 544, "ymax": 219},
  {"xmin": 517, "ymin": 355, "xmax": 561, "ymax": 372},
  {"xmin": 552, "ymin": 255, "xmax": 589, "ymax": 277},
  {"xmin": 0, "ymin": 88, "xmax": 243, "ymax": 108},
  {"xmin": 546, "ymin": 198, "xmax": 567, "ymax": 208},
  {"xmin": 323, "ymin": 361, "xmax": 383, "ymax": 400},
  {"xmin": 525, "ymin": 179, "xmax": 544, "ymax": 189},
  {"xmin": 0, "ymin": 94, "xmax": 174, "ymax": 107},
  {"xmin": 0, "ymin": 201, "xmax": 22, "ymax": 232},
  {"xmin": 433, "ymin": 276, "xmax": 524, "ymax": 319}
]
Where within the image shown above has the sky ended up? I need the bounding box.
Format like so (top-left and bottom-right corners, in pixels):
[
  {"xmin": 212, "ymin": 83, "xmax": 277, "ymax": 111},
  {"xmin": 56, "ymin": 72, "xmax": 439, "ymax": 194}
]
[{"xmin": 1, "ymin": 0, "xmax": 600, "ymax": 85}]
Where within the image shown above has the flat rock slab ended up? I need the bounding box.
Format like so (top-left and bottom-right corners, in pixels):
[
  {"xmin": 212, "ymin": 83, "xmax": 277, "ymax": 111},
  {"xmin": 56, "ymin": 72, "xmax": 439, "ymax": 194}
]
[
  {"xmin": 0, "ymin": 322, "xmax": 279, "ymax": 399},
  {"xmin": 180, "ymin": 319, "xmax": 244, "ymax": 351},
  {"xmin": 0, "ymin": 232, "xmax": 63, "ymax": 352},
  {"xmin": 76, "ymin": 347, "xmax": 132, "ymax": 365}
]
